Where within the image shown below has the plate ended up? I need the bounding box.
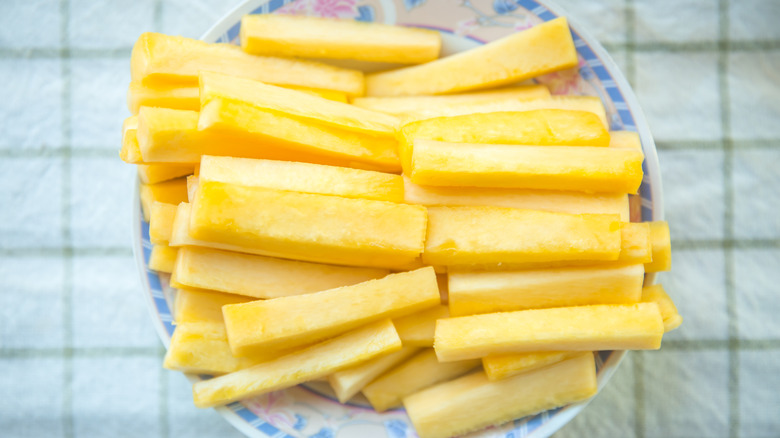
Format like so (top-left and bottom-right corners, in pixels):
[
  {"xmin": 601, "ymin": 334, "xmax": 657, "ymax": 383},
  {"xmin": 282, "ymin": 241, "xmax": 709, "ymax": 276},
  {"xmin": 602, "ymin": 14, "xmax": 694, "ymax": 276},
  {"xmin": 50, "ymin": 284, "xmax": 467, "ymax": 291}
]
[{"xmin": 133, "ymin": 1, "xmax": 664, "ymax": 436}]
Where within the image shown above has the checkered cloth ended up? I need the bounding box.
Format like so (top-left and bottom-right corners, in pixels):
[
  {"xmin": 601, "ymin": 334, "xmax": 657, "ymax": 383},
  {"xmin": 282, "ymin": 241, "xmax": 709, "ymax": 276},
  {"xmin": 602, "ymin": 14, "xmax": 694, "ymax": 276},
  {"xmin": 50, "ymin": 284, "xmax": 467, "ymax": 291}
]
[{"xmin": 1, "ymin": 1, "xmax": 777, "ymax": 437}]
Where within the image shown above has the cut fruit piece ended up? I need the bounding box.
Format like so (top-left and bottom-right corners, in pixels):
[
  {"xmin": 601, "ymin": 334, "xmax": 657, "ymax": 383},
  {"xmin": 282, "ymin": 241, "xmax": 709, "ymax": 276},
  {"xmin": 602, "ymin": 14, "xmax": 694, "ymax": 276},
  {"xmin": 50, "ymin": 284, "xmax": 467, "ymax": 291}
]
[
  {"xmin": 123, "ymin": 114, "xmax": 138, "ymax": 134},
  {"xmin": 362, "ymin": 349, "xmax": 480, "ymax": 412},
  {"xmin": 138, "ymin": 163, "xmax": 194, "ymax": 185},
  {"xmin": 139, "ymin": 178, "xmax": 188, "ymax": 222},
  {"xmin": 351, "ymin": 85, "xmax": 550, "ymax": 114},
  {"xmin": 173, "ymin": 246, "xmax": 389, "ymax": 300},
  {"xmin": 192, "ymin": 319, "xmax": 402, "ymax": 408},
  {"xmin": 448, "ymin": 263, "xmax": 645, "ymax": 316},
  {"xmin": 120, "ymin": 123, "xmax": 145, "ymax": 165},
  {"xmin": 404, "ymin": 353, "xmax": 597, "ymax": 438},
  {"xmin": 186, "ymin": 175, "xmax": 198, "ymax": 202},
  {"xmin": 198, "ymin": 156, "xmax": 404, "ymax": 203},
  {"xmin": 328, "ymin": 346, "xmax": 421, "ymax": 403},
  {"xmin": 646, "ymin": 221, "xmax": 672, "ymax": 272},
  {"xmin": 403, "ymin": 176, "xmax": 630, "ymax": 221},
  {"xmin": 423, "ymin": 206, "xmax": 622, "ymax": 266},
  {"xmin": 127, "ymin": 81, "xmax": 200, "ymax": 114},
  {"xmin": 642, "ymin": 284, "xmax": 682, "ymax": 332},
  {"xmin": 482, "ymin": 351, "xmax": 582, "ymax": 381},
  {"xmin": 445, "ymin": 221, "xmax": 651, "ymax": 271},
  {"xmin": 127, "ymin": 81, "xmax": 348, "ymax": 115},
  {"xmin": 169, "ymin": 202, "xmax": 242, "ymax": 250},
  {"xmin": 198, "ymin": 98, "xmax": 401, "ymax": 172},
  {"xmin": 610, "ymin": 131, "xmax": 643, "ymax": 151},
  {"xmin": 617, "ymin": 222, "xmax": 653, "ymax": 264},
  {"xmin": 434, "ymin": 303, "xmax": 664, "ymax": 361},
  {"xmin": 200, "ymin": 72, "xmax": 398, "ymax": 136},
  {"xmin": 398, "ymin": 109, "xmax": 610, "ymax": 173},
  {"xmin": 241, "ymin": 14, "xmax": 441, "ymax": 64},
  {"xmin": 149, "ymin": 201, "xmax": 177, "ymax": 245},
  {"xmin": 409, "ymin": 139, "xmax": 644, "ymax": 194},
  {"xmin": 131, "ymin": 32, "xmax": 364, "ymax": 96},
  {"xmin": 149, "ymin": 245, "xmax": 178, "ymax": 273},
  {"xmin": 170, "ymin": 203, "xmax": 427, "ymax": 271},
  {"xmin": 163, "ymin": 322, "xmax": 274, "ymax": 375},
  {"xmin": 172, "ymin": 288, "xmax": 251, "ymax": 324},
  {"xmin": 136, "ymin": 107, "xmax": 202, "ymax": 163},
  {"xmin": 393, "ymin": 305, "xmax": 450, "ymax": 347},
  {"xmin": 134, "ymin": 104, "xmax": 399, "ymax": 171},
  {"xmin": 190, "ymin": 181, "xmax": 427, "ymax": 269},
  {"xmin": 366, "ymin": 17, "xmax": 576, "ymax": 96},
  {"xmin": 399, "ymin": 95, "xmax": 609, "ymax": 128},
  {"xmin": 222, "ymin": 267, "xmax": 439, "ymax": 357}
]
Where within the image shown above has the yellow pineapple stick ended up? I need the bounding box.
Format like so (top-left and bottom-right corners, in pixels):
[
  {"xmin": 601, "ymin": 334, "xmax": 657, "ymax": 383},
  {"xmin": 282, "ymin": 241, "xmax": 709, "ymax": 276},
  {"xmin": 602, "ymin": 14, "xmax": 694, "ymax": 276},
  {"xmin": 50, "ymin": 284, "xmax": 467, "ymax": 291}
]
[
  {"xmin": 445, "ymin": 221, "xmax": 651, "ymax": 271},
  {"xmin": 192, "ymin": 319, "xmax": 402, "ymax": 408},
  {"xmin": 169, "ymin": 203, "xmax": 289, "ymax": 260},
  {"xmin": 198, "ymin": 155, "xmax": 405, "ymax": 203},
  {"xmin": 481, "ymin": 351, "xmax": 582, "ymax": 381},
  {"xmin": 398, "ymin": 109, "xmax": 609, "ymax": 173},
  {"xmin": 186, "ymin": 176, "xmax": 197, "ymax": 202},
  {"xmin": 197, "ymin": 98, "xmax": 401, "ymax": 172},
  {"xmin": 399, "ymin": 95, "xmax": 609, "ymax": 127},
  {"xmin": 403, "ymin": 353, "xmax": 597, "ymax": 438},
  {"xmin": 434, "ymin": 303, "xmax": 664, "ymax": 362},
  {"xmin": 137, "ymin": 164, "xmax": 194, "ymax": 185},
  {"xmin": 173, "ymin": 288, "xmax": 251, "ymax": 324},
  {"xmin": 328, "ymin": 346, "xmax": 421, "ymax": 403},
  {"xmin": 408, "ymin": 139, "xmax": 645, "ymax": 194},
  {"xmin": 392, "ymin": 305, "xmax": 450, "ymax": 347},
  {"xmin": 127, "ymin": 81, "xmax": 349, "ymax": 115},
  {"xmin": 610, "ymin": 131, "xmax": 643, "ymax": 151},
  {"xmin": 148, "ymin": 245, "xmax": 178, "ymax": 274},
  {"xmin": 149, "ymin": 202, "xmax": 177, "ymax": 245},
  {"xmin": 423, "ymin": 206, "xmax": 622, "ymax": 266},
  {"xmin": 172, "ymin": 246, "xmax": 389, "ymax": 300},
  {"xmin": 163, "ymin": 322, "xmax": 275, "ymax": 375},
  {"xmin": 448, "ymin": 263, "xmax": 645, "ymax": 316},
  {"xmin": 645, "ymin": 221, "xmax": 672, "ymax": 272},
  {"xmin": 127, "ymin": 81, "xmax": 200, "ymax": 114},
  {"xmin": 139, "ymin": 178, "xmax": 188, "ymax": 222},
  {"xmin": 366, "ymin": 17, "xmax": 577, "ymax": 96},
  {"xmin": 403, "ymin": 176, "xmax": 630, "ymax": 221},
  {"xmin": 241, "ymin": 14, "xmax": 441, "ymax": 64},
  {"xmin": 134, "ymin": 105, "xmax": 400, "ymax": 172},
  {"xmin": 351, "ymin": 85, "xmax": 550, "ymax": 114},
  {"xmin": 131, "ymin": 32, "xmax": 364, "ymax": 96},
  {"xmin": 200, "ymin": 72, "xmax": 399, "ymax": 136},
  {"xmin": 119, "ymin": 116, "xmax": 145, "ymax": 165},
  {"xmin": 222, "ymin": 267, "xmax": 439, "ymax": 357},
  {"xmin": 362, "ymin": 349, "xmax": 480, "ymax": 412},
  {"xmin": 190, "ymin": 181, "xmax": 428, "ymax": 269},
  {"xmin": 642, "ymin": 284, "xmax": 682, "ymax": 332}
]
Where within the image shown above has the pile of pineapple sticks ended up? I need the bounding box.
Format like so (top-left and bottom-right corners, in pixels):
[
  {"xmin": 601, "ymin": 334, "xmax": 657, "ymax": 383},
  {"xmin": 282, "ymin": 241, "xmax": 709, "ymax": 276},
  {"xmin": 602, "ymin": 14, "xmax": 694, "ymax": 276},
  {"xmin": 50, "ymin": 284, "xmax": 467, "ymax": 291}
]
[{"xmin": 121, "ymin": 15, "xmax": 680, "ymax": 438}]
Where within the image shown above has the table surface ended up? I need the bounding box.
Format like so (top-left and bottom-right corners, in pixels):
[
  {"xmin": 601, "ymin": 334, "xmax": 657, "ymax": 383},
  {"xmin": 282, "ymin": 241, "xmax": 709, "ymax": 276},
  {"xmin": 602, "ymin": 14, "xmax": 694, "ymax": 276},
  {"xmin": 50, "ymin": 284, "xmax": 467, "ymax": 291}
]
[{"xmin": 1, "ymin": 0, "xmax": 779, "ymax": 437}]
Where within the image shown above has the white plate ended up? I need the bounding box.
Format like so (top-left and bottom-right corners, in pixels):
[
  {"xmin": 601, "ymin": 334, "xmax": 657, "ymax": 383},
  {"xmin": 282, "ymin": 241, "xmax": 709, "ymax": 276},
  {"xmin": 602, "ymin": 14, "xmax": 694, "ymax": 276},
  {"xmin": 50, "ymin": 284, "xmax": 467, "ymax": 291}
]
[{"xmin": 133, "ymin": 1, "xmax": 663, "ymax": 436}]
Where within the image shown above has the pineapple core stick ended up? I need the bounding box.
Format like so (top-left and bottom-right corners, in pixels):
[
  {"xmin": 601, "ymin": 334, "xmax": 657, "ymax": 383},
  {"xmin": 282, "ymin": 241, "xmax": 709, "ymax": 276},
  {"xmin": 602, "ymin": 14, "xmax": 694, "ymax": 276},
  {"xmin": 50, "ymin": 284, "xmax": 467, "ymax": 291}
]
[
  {"xmin": 447, "ymin": 263, "xmax": 645, "ymax": 316},
  {"xmin": 193, "ymin": 319, "xmax": 401, "ymax": 408},
  {"xmin": 328, "ymin": 345, "xmax": 421, "ymax": 403},
  {"xmin": 362, "ymin": 349, "xmax": 480, "ymax": 412},
  {"xmin": 423, "ymin": 206, "xmax": 622, "ymax": 266},
  {"xmin": 223, "ymin": 267, "xmax": 439, "ymax": 357},
  {"xmin": 404, "ymin": 353, "xmax": 597, "ymax": 438},
  {"xmin": 434, "ymin": 303, "xmax": 665, "ymax": 362}
]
